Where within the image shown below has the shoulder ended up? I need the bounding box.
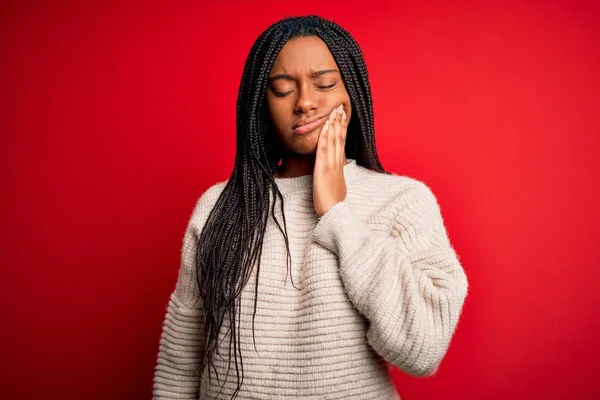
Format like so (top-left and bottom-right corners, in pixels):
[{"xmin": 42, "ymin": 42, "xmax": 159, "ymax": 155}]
[
  {"xmin": 188, "ymin": 179, "xmax": 229, "ymax": 232},
  {"xmin": 355, "ymin": 171, "xmax": 453, "ymax": 245},
  {"xmin": 354, "ymin": 166, "xmax": 440, "ymax": 208}
]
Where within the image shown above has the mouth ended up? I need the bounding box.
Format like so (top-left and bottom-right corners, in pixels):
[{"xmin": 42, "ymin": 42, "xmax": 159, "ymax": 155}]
[{"xmin": 293, "ymin": 116, "xmax": 326, "ymax": 135}]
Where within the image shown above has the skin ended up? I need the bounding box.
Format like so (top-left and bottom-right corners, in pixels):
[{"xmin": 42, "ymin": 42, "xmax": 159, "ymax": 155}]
[{"xmin": 266, "ymin": 35, "xmax": 351, "ymax": 216}]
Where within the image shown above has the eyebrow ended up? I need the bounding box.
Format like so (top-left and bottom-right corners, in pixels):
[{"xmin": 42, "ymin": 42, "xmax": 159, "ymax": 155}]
[{"xmin": 268, "ymin": 69, "xmax": 339, "ymax": 82}]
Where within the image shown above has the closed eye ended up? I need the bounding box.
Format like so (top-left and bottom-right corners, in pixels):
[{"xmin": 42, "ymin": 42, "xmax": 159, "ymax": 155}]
[
  {"xmin": 271, "ymin": 83, "xmax": 337, "ymax": 97},
  {"xmin": 318, "ymin": 84, "xmax": 336, "ymax": 90},
  {"xmin": 272, "ymin": 90, "xmax": 292, "ymax": 97}
]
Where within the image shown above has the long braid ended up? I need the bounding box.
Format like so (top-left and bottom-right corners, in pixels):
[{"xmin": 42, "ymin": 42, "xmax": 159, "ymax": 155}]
[{"xmin": 195, "ymin": 15, "xmax": 389, "ymax": 399}]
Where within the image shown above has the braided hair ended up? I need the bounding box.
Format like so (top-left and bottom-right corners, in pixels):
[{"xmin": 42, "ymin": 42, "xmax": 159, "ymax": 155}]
[{"xmin": 195, "ymin": 15, "xmax": 388, "ymax": 399}]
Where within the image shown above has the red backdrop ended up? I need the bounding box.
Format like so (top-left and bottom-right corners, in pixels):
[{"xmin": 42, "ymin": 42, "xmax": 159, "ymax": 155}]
[{"xmin": 1, "ymin": 0, "xmax": 599, "ymax": 398}]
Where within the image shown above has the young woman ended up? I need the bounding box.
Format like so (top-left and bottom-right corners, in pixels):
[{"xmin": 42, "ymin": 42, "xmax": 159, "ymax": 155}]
[{"xmin": 153, "ymin": 15, "xmax": 469, "ymax": 400}]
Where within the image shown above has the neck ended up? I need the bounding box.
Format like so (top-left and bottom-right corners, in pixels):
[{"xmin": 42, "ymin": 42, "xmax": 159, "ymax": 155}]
[{"xmin": 274, "ymin": 154, "xmax": 349, "ymax": 178}]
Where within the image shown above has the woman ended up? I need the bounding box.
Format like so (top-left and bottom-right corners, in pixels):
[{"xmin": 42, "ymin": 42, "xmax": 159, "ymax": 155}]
[{"xmin": 153, "ymin": 15, "xmax": 469, "ymax": 400}]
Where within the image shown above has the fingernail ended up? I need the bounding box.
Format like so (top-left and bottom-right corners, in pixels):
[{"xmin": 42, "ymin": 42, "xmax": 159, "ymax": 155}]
[
  {"xmin": 324, "ymin": 120, "xmax": 329, "ymax": 132},
  {"xmin": 338, "ymin": 104, "xmax": 343, "ymax": 112},
  {"xmin": 332, "ymin": 108, "xmax": 337, "ymax": 117}
]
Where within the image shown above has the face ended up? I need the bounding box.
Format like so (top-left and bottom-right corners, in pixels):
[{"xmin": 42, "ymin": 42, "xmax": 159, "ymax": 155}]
[{"xmin": 266, "ymin": 36, "xmax": 352, "ymax": 155}]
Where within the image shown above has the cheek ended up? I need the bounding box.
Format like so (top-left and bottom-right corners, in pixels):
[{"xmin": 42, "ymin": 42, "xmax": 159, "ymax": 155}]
[
  {"xmin": 333, "ymin": 87, "xmax": 351, "ymax": 111},
  {"xmin": 340, "ymin": 95, "xmax": 352, "ymax": 119},
  {"xmin": 267, "ymin": 100, "xmax": 290, "ymax": 129}
]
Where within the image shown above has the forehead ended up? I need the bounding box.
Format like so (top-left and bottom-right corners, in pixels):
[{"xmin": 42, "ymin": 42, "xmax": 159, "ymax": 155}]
[{"xmin": 270, "ymin": 36, "xmax": 337, "ymax": 74}]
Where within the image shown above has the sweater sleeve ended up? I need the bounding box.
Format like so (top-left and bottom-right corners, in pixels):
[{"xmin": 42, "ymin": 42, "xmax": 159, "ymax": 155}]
[
  {"xmin": 312, "ymin": 180, "xmax": 469, "ymax": 377},
  {"xmin": 152, "ymin": 211, "xmax": 206, "ymax": 398}
]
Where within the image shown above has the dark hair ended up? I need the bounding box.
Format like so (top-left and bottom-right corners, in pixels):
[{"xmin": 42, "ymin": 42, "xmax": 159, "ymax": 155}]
[{"xmin": 195, "ymin": 15, "xmax": 387, "ymax": 399}]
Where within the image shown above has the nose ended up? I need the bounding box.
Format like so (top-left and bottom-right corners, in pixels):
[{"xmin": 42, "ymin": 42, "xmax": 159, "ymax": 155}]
[{"xmin": 294, "ymin": 84, "xmax": 317, "ymax": 114}]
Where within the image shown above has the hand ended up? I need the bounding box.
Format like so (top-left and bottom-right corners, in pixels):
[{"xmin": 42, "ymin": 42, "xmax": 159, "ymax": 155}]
[{"xmin": 313, "ymin": 104, "xmax": 349, "ymax": 217}]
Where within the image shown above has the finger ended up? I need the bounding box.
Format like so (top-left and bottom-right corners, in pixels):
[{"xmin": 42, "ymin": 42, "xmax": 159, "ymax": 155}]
[
  {"xmin": 330, "ymin": 105, "xmax": 342, "ymax": 165},
  {"xmin": 334, "ymin": 104, "xmax": 344, "ymax": 166},
  {"xmin": 339, "ymin": 108, "xmax": 347, "ymax": 164},
  {"xmin": 328, "ymin": 107, "xmax": 339, "ymax": 167},
  {"xmin": 316, "ymin": 118, "xmax": 330, "ymax": 169}
]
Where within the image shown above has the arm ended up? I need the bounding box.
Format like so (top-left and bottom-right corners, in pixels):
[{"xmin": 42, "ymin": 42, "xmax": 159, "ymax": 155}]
[
  {"xmin": 153, "ymin": 214, "xmax": 206, "ymax": 398},
  {"xmin": 313, "ymin": 180, "xmax": 469, "ymax": 377}
]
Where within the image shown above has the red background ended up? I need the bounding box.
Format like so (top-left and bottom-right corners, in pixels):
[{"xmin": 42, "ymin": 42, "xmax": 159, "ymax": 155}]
[{"xmin": 1, "ymin": 0, "xmax": 599, "ymax": 399}]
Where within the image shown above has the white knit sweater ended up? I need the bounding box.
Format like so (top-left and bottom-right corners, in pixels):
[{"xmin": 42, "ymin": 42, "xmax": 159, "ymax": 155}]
[{"xmin": 152, "ymin": 159, "xmax": 469, "ymax": 399}]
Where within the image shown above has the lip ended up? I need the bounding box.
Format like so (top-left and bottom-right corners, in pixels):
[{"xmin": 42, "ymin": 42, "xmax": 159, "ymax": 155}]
[{"xmin": 293, "ymin": 115, "xmax": 326, "ymax": 134}]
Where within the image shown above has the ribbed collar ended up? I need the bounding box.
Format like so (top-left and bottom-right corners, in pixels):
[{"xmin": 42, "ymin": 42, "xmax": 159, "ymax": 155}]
[{"xmin": 273, "ymin": 159, "xmax": 363, "ymax": 195}]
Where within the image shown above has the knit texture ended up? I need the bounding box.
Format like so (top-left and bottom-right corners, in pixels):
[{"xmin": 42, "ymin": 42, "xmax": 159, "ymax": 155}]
[{"xmin": 152, "ymin": 159, "xmax": 469, "ymax": 399}]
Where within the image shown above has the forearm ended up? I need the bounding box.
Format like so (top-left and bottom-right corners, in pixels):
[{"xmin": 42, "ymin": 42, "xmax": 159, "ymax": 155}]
[
  {"xmin": 313, "ymin": 185, "xmax": 469, "ymax": 376},
  {"xmin": 153, "ymin": 293, "xmax": 205, "ymax": 399}
]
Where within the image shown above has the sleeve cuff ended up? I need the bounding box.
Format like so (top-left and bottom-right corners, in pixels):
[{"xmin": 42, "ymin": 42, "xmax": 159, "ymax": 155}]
[{"xmin": 313, "ymin": 200, "xmax": 371, "ymax": 257}]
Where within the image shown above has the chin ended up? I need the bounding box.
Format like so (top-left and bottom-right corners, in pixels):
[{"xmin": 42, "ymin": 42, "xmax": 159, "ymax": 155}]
[
  {"xmin": 279, "ymin": 137, "xmax": 318, "ymax": 155},
  {"xmin": 290, "ymin": 144, "xmax": 318, "ymax": 155}
]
